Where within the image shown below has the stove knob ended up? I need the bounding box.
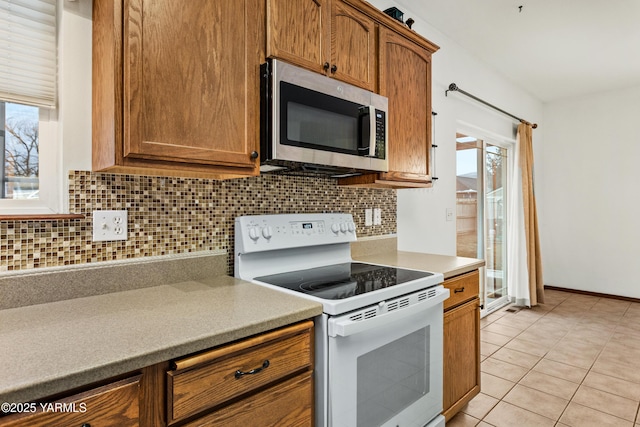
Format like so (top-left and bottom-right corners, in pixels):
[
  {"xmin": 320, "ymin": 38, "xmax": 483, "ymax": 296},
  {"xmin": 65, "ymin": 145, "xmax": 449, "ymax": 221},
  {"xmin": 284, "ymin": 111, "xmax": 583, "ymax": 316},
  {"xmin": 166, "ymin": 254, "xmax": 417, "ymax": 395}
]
[
  {"xmin": 348, "ymin": 222, "xmax": 356, "ymax": 232},
  {"xmin": 262, "ymin": 226, "xmax": 273, "ymax": 239},
  {"xmin": 340, "ymin": 223, "xmax": 347, "ymax": 233},
  {"xmin": 249, "ymin": 227, "xmax": 260, "ymax": 241},
  {"xmin": 331, "ymin": 223, "xmax": 340, "ymax": 234}
]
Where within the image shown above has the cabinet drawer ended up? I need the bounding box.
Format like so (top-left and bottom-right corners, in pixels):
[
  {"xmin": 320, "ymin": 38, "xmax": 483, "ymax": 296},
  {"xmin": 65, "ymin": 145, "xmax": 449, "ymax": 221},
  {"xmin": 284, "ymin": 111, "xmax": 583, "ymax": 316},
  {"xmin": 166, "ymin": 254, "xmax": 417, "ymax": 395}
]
[
  {"xmin": 443, "ymin": 270, "xmax": 479, "ymax": 310},
  {"xmin": 183, "ymin": 372, "xmax": 313, "ymax": 427},
  {"xmin": 0, "ymin": 376, "xmax": 140, "ymax": 427},
  {"xmin": 167, "ymin": 321, "xmax": 313, "ymax": 423}
]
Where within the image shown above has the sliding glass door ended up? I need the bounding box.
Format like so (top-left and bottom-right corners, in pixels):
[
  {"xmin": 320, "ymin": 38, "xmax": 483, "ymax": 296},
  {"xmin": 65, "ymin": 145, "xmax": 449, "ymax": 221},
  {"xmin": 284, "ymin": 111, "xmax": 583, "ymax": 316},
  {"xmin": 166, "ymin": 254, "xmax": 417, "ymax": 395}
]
[{"xmin": 456, "ymin": 133, "xmax": 510, "ymax": 314}]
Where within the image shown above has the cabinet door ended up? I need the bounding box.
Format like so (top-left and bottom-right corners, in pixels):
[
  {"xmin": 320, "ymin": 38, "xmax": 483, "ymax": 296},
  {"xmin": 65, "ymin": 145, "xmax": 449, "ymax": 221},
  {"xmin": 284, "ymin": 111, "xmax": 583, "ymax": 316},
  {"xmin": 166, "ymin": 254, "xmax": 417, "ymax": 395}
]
[
  {"xmin": 330, "ymin": 1, "xmax": 377, "ymax": 91},
  {"xmin": 124, "ymin": 0, "xmax": 261, "ymax": 169},
  {"xmin": 0, "ymin": 376, "xmax": 140, "ymax": 427},
  {"xmin": 378, "ymin": 26, "xmax": 433, "ymax": 185},
  {"xmin": 443, "ymin": 298, "xmax": 481, "ymax": 421},
  {"xmin": 267, "ymin": 0, "xmax": 331, "ymax": 75}
]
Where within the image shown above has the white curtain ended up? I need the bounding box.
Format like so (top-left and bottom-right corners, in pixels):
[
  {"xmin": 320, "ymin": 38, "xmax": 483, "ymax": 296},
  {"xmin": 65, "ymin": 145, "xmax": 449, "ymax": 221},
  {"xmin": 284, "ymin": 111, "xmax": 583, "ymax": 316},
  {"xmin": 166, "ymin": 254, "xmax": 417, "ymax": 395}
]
[{"xmin": 507, "ymin": 129, "xmax": 530, "ymax": 306}]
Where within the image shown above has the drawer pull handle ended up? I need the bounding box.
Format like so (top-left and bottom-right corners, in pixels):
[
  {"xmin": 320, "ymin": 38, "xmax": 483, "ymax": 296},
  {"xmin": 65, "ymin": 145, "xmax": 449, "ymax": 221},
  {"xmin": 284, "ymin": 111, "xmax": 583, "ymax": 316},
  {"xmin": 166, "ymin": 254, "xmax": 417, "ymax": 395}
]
[
  {"xmin": 454, "ymin": 287, "xmax": 465, "ymax": 293},
  {"xmin": 235, "ymin": 360, "xmax": 270, "ymax": 379}
]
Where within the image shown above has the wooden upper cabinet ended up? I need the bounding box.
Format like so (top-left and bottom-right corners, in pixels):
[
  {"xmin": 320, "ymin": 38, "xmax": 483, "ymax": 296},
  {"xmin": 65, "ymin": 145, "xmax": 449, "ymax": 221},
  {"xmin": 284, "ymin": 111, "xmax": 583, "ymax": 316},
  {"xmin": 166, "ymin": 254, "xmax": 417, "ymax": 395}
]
[
  {"xmin": 93, "ymin": 0, "xmax": 263, "ymax": 178},
  {"xmin": 267, "ymin": 0, "xmax": 439, "ymax": 187},
  {"xmin": 331, "ymin": 1, "xmax": 377, "ymax": 91},
  {"xmin": 378, "ymin": 27, "xmax": 432, "ymax": 185},
  {"xmin": 267, "ymin": 0, "xmax": 376, "ymax": 91},
  {"xmin": 336, "ymin": 7, "xmax": 439, "ymax": 188},
  {"xmin": 267, "ymin": 0, "xmax": 330, "ymax": 75}
]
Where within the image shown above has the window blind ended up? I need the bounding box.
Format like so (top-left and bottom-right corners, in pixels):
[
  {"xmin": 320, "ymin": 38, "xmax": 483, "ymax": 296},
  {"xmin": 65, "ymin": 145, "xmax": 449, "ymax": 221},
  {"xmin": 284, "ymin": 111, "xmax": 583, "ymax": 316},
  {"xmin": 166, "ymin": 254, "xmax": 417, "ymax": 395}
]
[{"xmin": 0, "ymin": 0, "xmax": 57, "ymax": 108}]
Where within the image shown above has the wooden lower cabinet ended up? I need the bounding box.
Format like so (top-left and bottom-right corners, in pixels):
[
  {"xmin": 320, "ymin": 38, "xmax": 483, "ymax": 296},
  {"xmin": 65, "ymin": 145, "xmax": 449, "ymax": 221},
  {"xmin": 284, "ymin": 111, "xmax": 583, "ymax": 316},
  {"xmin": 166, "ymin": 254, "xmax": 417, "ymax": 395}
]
[
  {"xmin": 0, "ymin": 321, "xmax": 314, "ymax": 427},
  {"xmin": 442, "ymin": 271, "xmax": 481, "ymax": 421},
  {"xmin": 0, "ymin": 376, "xmax": 141, "ymax": 427},
  {"xmin": 167, "ymin": 320, "xmax": 314, "ymax": 425}
]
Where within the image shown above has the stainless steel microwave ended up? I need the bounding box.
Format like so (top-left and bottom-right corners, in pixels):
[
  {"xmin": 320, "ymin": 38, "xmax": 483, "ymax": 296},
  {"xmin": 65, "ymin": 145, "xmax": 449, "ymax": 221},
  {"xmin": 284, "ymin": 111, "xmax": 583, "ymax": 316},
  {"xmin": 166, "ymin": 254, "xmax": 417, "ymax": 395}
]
[{"xmin": 260, "ymin": 59, "xmax": 388, "ymax": 177}]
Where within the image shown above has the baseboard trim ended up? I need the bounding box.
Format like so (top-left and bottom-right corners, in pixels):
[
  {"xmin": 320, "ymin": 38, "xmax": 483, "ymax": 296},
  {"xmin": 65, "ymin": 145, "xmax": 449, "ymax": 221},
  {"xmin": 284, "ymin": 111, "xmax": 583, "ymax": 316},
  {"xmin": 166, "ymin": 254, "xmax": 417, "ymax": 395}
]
[{"xmin": 545, "ymin": 285, "xmax": 640, "ymax": 304}]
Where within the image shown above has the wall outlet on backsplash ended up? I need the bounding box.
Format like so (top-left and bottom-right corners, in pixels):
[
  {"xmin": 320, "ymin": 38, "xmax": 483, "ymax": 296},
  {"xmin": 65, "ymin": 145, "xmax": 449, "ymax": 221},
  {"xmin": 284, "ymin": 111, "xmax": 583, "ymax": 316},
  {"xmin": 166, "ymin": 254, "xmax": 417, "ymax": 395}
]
[
  {"xmin": 92, "ymin": 210, "xmax": 128, "ymax": 241},
  {"xmin": 365, "ymin": 208, "xmax": 373, "ymax": 226}
]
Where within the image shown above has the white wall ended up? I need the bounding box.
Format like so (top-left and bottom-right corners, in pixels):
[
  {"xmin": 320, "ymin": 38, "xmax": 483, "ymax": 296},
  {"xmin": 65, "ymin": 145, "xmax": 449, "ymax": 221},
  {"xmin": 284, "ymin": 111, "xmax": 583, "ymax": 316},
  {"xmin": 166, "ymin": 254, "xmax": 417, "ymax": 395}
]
[
  {"xmin": 540, "ymin": 86, "xmax": 640, "ymax": 298},
  {"xmin": 368, "ymin": 0, "xmax": 544, "ymax": 256},
  {"xmin": 60, "ymin": 0, "xmax": 93, "ymax": 175}
]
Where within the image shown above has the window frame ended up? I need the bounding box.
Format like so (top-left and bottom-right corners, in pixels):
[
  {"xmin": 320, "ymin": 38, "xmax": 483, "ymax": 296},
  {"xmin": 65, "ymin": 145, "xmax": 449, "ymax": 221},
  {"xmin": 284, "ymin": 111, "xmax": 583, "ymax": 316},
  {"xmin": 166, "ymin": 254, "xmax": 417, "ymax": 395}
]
[
  {"xmin": 0, "ymin": 106, "xmax": 62, "ymax": 215},
  {"xmin": 0, "ymin": 0, "xmax": 63, "ymax": 216}
]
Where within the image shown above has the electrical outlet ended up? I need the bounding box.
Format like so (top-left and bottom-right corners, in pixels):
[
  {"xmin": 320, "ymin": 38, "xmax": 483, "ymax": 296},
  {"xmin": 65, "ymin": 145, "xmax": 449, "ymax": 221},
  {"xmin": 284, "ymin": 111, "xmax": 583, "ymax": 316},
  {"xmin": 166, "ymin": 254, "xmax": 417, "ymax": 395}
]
[
  {"xmin": 93, "ymin": 210, "xmax": 128, "ymax": 241},
  {"xmin": 365, "ymin": 208, "xmax": 373, "ymax": 226},
  {"xmin": 373, "ymin": 208, "xmax": 382, "ymax": 226}
]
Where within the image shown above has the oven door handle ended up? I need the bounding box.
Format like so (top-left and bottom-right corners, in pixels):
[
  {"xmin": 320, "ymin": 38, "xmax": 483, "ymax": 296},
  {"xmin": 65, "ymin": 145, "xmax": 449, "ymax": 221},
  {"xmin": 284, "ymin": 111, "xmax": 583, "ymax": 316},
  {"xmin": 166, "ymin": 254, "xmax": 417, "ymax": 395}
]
[{"xmin": 328, "ymin": 288, "xmax": 450, "ymax": 338}]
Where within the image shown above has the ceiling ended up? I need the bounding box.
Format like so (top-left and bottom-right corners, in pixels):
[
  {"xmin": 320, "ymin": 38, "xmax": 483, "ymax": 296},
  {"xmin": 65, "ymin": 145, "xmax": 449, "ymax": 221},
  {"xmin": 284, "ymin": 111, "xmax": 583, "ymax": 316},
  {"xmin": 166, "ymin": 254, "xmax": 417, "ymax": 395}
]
[{"xmin": 393, "ymin": 0, "xmax": 640, "ymax": 103}]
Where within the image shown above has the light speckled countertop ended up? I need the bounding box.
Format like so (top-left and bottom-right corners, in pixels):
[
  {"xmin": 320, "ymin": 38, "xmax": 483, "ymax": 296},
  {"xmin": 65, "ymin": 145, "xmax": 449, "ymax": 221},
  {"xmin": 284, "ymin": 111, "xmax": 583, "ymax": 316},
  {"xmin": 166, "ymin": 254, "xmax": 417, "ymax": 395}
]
[
  {"xmin": 0, "ymin": 276, "xmax": 322, "ymax": 404},
  {"xmin": 354, "ymin": 250, "xmax": 485, "ymax": 279}
]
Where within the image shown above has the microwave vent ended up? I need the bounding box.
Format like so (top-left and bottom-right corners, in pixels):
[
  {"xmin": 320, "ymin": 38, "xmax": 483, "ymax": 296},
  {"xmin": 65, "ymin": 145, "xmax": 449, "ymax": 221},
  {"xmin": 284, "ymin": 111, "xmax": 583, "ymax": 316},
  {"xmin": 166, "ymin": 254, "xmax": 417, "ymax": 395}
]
[{"xmin": 260, "ymin": 160, "xmax": 365, "ymax": 179}]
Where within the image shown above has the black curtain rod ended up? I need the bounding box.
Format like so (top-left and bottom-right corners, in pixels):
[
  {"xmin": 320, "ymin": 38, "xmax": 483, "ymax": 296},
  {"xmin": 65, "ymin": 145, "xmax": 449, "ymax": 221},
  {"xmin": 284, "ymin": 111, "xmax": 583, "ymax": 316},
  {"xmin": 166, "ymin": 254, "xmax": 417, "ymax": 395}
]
[{"xmin": 445, "ymin": 83, "xmax": 538, "ymax": 129}]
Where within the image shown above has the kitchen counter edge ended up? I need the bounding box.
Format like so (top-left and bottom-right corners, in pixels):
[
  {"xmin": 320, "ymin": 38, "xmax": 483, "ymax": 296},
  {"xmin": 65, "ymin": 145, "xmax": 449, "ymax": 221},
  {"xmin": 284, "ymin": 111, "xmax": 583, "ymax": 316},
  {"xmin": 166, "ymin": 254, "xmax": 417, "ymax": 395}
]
[{"xmin": 0, "ymin": 276, "xmax": 323, "ymax": 404}]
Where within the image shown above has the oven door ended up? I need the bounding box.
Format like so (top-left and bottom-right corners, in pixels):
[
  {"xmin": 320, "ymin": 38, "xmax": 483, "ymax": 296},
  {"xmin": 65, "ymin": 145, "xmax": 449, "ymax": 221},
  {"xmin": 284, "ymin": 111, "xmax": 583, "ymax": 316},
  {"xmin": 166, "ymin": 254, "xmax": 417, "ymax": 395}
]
[{"xmin": 327, "ymin": 287, "xmax": 448, "ymax": 427}]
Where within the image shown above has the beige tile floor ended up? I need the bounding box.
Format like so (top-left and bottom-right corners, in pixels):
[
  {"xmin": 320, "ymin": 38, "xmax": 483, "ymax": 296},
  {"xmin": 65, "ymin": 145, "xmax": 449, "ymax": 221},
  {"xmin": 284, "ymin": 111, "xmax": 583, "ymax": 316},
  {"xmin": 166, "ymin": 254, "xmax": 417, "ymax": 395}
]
[{"xmin": 448, "ymin": 289, "xmax": 640, "ymax": 427}]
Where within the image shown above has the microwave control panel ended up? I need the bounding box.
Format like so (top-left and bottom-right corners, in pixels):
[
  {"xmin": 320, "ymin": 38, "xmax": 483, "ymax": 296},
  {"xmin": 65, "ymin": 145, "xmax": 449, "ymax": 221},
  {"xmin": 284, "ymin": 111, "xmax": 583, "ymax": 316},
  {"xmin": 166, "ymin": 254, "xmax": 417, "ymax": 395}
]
[{"xmin": 374, "ymin": 109, "xmax": 386, "ymax": 159}]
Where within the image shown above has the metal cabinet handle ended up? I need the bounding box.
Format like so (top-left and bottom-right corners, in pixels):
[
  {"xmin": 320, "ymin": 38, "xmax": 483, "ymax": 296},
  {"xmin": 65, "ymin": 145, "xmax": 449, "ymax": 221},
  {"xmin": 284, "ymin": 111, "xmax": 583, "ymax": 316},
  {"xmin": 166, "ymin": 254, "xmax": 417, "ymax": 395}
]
[
  {"xmin": 330, "ymin": 64, "xmax": 338, "ymax": 73},
  {"xmin": 235, "ymin": 360, "xmax": 270, "ymax": 379},
  {"xmin": 454, "ymin": 287, "xmax": 465, "ymax": 293},
  {"xmin": 250, "ymin": 150, "xmax": 259, "ymax": 159},
  {"xmin": 323, "ymin": 62, "xmax": 330, "ymax": 71}
]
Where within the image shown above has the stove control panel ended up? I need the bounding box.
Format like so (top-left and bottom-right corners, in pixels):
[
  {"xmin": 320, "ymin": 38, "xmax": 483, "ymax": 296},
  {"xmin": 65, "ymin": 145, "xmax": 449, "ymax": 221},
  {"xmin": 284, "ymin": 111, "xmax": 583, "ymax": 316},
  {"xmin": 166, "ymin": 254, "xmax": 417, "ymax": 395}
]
[{"xmin": 235, "ymin": 213, "xmax": 357, "ymax": 253}]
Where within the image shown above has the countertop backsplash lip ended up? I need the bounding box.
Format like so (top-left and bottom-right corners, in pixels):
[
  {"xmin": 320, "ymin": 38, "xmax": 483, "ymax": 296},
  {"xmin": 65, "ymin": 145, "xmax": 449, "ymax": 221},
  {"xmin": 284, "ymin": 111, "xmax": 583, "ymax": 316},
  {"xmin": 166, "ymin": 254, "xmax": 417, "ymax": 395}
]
[
  {"xmin": 0, "ymin": 251, "xmax": 229, "ymax": 310},
  {"xmin": 350, "ymin": 234, "xmax": 398, "ymax": 258},
  {"xmin": 0, "ymin": 249, "xmax": 227, "ymax": 278}
]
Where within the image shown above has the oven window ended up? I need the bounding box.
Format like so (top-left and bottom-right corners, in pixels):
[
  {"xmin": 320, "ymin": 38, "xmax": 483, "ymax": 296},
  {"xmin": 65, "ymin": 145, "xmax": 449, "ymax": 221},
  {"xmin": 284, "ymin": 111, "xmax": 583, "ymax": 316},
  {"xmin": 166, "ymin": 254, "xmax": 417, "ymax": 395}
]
[{"xmin": 356, "ymin": 326, "xmax": 430, "ymax": 427}]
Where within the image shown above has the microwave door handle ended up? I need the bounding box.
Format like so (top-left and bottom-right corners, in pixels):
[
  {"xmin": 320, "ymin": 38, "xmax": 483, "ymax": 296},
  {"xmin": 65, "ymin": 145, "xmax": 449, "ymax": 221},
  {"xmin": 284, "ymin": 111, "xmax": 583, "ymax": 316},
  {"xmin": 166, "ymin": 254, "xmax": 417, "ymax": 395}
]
[
  {"xmin": 366, "ymin": 105, "xmax": 377, "ymax": 157},
  {"xmin": 358, "ymin": 106, "xmax": 376, "ymax": 157}
]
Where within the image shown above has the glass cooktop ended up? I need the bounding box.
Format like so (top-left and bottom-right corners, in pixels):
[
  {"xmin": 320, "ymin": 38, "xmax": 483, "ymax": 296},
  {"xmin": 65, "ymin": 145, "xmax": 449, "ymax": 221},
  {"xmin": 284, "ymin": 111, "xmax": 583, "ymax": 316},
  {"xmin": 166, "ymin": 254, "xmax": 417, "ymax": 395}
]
[{"xmin": 254, "ymin": 262, "xmax": 434, "ymax": 300}]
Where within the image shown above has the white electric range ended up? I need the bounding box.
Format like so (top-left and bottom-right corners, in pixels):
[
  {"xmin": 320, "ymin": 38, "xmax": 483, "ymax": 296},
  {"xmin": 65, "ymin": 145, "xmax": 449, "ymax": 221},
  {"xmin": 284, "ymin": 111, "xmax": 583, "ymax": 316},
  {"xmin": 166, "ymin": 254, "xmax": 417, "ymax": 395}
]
[{"xmin": 235, "ymin": 213, "xmax": 448, "ymax": 427}]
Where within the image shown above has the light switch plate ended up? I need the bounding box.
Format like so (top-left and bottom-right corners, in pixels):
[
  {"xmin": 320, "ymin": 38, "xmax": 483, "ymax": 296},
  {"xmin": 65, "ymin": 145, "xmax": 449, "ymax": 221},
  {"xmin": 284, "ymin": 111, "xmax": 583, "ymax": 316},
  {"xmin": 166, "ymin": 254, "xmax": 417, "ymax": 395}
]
[
  {"xmin": 373, "ymin": 208, "xmax": 382, "ymax": 225},
  {"xmin": 446, "ymin": 208, "xmax": 454, "ymax": 222},
  {"xmin": 365, "ymin": 208, "xmax": 373, "ymax": 226},
  {"xmin": 93, "ymin": 210, "xmax": 128, "ymax": 241}
]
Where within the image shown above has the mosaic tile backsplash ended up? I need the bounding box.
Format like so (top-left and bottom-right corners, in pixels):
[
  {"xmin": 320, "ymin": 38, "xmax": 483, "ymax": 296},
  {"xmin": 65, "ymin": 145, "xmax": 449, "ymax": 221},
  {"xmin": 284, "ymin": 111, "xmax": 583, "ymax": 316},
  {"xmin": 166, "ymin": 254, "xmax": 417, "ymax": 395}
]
[{"xmin": 0, "ymin": 171, "xmax": 396, "ymax": 272}]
